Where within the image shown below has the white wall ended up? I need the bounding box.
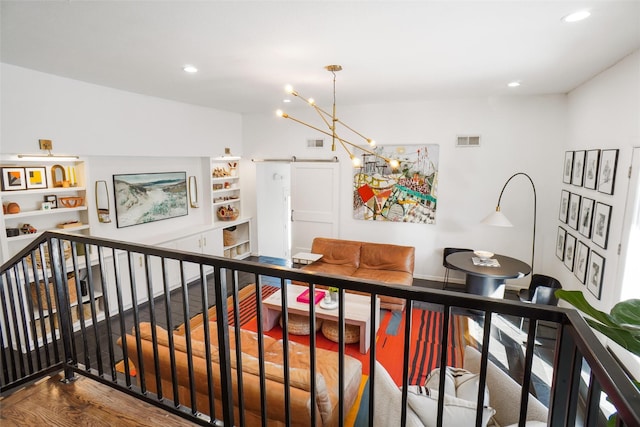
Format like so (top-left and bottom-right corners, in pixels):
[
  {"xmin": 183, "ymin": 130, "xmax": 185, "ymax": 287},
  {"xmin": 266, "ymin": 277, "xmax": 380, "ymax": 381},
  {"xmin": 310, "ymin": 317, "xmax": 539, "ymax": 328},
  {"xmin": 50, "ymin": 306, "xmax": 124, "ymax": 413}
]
[
  {"xmin": 243, "ymin": 95, "xmax": 567, "ymax": 284},
  {"xmin": 1, "ymin": 64, "xmax": 243, "ymax": 245},
  {"xmin": 547, "ymin": 50, "xmax": 640, "ymax": 312}
]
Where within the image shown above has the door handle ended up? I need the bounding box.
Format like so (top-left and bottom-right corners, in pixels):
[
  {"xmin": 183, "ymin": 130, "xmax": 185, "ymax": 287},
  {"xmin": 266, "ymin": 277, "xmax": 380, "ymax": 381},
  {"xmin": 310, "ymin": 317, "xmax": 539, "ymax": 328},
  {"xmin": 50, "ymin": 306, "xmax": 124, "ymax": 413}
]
[{"xmin": 291, "ymin": 210, "xmax": 294, "ymax": 222}]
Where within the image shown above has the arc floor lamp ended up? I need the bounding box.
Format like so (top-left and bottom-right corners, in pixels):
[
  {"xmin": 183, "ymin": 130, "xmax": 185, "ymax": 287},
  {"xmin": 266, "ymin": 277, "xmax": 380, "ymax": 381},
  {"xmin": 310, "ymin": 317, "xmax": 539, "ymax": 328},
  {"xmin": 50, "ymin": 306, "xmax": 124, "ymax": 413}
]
[{"xmin": 482, "ymin": 172, "xmax": 537, "ymax": 273}]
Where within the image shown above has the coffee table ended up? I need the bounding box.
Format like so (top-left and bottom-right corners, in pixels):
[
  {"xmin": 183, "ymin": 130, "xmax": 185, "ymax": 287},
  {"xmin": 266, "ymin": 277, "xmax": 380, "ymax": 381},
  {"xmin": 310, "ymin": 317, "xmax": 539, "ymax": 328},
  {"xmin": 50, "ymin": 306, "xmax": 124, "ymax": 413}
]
[{"xmin": 262, "ymin": 284, "xmax": 380, "ymax": 354}]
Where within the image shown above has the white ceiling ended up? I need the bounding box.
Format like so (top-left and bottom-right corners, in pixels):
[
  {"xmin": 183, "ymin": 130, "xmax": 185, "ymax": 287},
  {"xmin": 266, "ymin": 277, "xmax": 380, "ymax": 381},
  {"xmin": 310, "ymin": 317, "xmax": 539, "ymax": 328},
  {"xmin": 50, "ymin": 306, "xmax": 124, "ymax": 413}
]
[{"xmin": 2, "ymin": 1, "xmax": 639, "ymax": 114}]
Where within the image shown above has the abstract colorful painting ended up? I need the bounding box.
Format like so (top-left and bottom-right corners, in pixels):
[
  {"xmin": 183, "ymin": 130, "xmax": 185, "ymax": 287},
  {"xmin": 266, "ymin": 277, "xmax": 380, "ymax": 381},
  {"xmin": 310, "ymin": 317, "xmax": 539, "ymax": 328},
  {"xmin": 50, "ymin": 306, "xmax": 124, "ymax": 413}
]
[{"xmin": 353, "ymin": 144, "xmax": 438, "ymax": 223}]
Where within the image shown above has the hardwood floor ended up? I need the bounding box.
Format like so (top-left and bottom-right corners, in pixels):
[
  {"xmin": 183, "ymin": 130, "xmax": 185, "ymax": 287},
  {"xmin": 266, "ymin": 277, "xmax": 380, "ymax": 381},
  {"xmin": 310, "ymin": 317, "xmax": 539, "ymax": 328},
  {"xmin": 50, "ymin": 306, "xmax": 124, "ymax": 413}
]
[{"xmin": 0, "ymin": 373, "xmax": 192, "ymax": 426}]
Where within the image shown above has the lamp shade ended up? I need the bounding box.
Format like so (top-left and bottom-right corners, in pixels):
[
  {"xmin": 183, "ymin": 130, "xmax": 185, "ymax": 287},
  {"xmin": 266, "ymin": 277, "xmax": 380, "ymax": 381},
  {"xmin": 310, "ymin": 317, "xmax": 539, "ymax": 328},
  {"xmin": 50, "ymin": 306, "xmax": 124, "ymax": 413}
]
[{"xmin": 482, "ymin": 209, "xmax": 514, "ymax": 227}]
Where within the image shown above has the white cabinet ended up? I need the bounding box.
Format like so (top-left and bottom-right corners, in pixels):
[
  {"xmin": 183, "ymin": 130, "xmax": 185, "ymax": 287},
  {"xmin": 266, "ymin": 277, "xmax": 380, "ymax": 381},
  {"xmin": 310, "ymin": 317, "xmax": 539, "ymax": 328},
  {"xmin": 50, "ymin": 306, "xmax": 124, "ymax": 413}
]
[
  {"xmin": 222, "ymin": 219, "xmax": 251, "ymax": 260},
  {"xmin": 174, "ymin": 228, "xmax": 223, "ymax": 281},
  {"xmin": 1, "ymin": 158, "xmax": 90, "ymax": 263}
]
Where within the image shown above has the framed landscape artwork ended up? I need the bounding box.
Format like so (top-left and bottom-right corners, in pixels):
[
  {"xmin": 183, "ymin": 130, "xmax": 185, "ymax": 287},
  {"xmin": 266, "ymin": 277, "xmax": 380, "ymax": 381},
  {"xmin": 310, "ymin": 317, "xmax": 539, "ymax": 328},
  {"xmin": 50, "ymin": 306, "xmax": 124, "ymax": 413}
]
[
  {"xmin": 584, "ymin": 149, "xmax": 600, "ymax": 190},
  {"xmin": 556, "ymin": 227, "xmax": 567, "ymax": 261},
  {"xmin": 559, "ymin": 190, "xmax": 569, "ymax": 223},
  {"xmin": 574, "ymin": 241, "xmax": 589, "ymax": 284},
  {"xmin": 578, "ymin": 197, "xmax": 594, "ymax": 238},
  {"xmin": 572, "ymin": 150, "xmax": 585, "ymax": 186},
  {"xmin": 592, "ymin": 202, "xmax": 612, "ymax": 249},
  {"xmin": 113, "ymin": 171, "xmax": 188, "ymax": 228},
  {"xmin": 567, "ymin": 193, "xmax": 581, "ymax": 230},
  {"xmin": 597, "ymin": 149, "xmax": 618, "ymax": 195},
  {"xmin": 587, "ymin": 251, "xmax": 605, "ymax": 299},
  {"xmin": 563, "ymin": 151, "xmax": 573, "ymax": 184},
  {"xmin": 564, "ymin": 233, "xmax": 576, "ymax": 271}
]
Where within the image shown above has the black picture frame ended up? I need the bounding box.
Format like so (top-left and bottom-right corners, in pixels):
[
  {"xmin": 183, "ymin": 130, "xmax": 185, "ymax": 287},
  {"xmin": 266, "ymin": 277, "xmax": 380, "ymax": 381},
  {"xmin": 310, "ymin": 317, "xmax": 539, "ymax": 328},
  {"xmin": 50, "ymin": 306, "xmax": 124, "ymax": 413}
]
[
  {"xmin": 44, "ymin": 194, "xmax": 58, "ymax": 209},
  {"xmin": 559, "ymin": 190, "xmax": 569, "ymax": 223},
  {"xmin": 597, "ymin": 149, "xmax": 619, "ymax": 195},
  {"xmin": 584, "ymin": 149, "xmax": 600, "ymax": 190},
  {"xmin": 563, "ymin": 151, "xmax": 574, "ymax": 184},
  {"xmin": 592, "ymin": 202, "xmax": 612, "ymax": 249},
  {"xmin": 587, "ymin": 251, "xmax": 605, "ymax": 300},
  {"xmin": 567, "ymin": 192, "xmax": 581, "ymax": 230},
  {"xmin": 572, "ymin": 150, "xmax": 585, "ymax": 187},
  {"xmin": 574, "ymin": 241, "xmax": 589, "ymax": 284},
  {"xmin": 564, "ymin": 233, "xmax": 577, "ymax": 271},
  {"xmin": 579, "ymin": 197, "xmax": 594, "ymax": 238},
  {"xmin": 1, "ymin": 167, "xmax": 26, "ymax": 191},
  {"xmin": 556, "ymin": 226, "xmax": 567, "ymax": 261},
  {"xmin": 113, "ymin": 171, "xmax": 188, "ymax": 228}
]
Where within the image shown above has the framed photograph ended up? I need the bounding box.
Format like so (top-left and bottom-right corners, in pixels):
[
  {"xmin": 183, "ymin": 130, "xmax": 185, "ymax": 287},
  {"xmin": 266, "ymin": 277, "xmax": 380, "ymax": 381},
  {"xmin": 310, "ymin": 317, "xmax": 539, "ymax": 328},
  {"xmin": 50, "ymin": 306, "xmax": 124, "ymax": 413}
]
[
  {"xmin": 572, "ymin": 150, "xmax": 585, "ymax": 186},
  {"xmin": 564, "ymin": 233, "xmax": 577, "ymax": 271},
  {"xmin": 592, "ymin": 202, "xmax": 612, "ymax": 249},
  {"xmin": 579, "ymin": 197, "xmax": 595, "ymax": 238},
  {"xmin": 574, "ymin": 241, "xmax": 590, "ymax": 284},
  {"xmin": 113, "ymin": 171, "xmax": 188, "ymax": 228},
  {"xmin": 567, "ymin": 192, "xmax": 581, "ymax": 230},
  {"xmin": 44, "ymin": 194, "xmax": 58, "ymax": 209},
  {"xmin": 556, "ymin": 227, "xmax": 567, "ymax": 261},
  {"xmin": 1, "ymin": 167, "xmax": 26, "ymax": 191},
  {"xmin": 584, "ymin": 149, "xmax": 600, "ymax": 190},
  {"xmin": 562, "ymin": 151, "xmax": 574, "ymax": 184},
  {"xmin": 25, "ymin": 167, "xmax": 48, "ymax": 189},
  {"xmin": 598, "ymin": 149, "xmax": 619, "ymax": 195},
  {"xmin": 559, "ymin": 190, "xmax": 570, "ymax": 223},
  {"xmin": 587, "ymin": 251, "xmax": 605, "ymax": 300}
]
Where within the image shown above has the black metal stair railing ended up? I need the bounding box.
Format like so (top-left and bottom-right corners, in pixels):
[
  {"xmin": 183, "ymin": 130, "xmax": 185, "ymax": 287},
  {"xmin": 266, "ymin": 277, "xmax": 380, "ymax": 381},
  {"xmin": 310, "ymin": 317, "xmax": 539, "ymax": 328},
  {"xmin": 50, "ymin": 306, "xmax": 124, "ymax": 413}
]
[{"xmin": 1, "ymin": 231, "xmax": 639, "ymax": 427}]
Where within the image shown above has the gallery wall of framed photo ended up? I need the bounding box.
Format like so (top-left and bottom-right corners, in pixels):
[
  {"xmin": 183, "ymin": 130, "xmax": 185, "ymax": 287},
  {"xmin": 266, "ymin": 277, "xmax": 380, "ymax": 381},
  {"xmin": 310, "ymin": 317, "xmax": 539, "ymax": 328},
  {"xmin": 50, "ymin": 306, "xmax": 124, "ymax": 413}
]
[{"xmin": 557, "ymin": 148, "xmax": 619, "ymax": 300}]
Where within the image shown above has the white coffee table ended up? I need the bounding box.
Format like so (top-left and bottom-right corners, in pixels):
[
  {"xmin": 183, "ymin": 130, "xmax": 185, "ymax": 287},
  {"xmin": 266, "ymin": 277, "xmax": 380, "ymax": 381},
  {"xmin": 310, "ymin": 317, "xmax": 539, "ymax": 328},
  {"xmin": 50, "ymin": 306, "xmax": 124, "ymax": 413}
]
[{"xmin": 262, "ymin": 284, "xmax": 380, "ymax": 354}]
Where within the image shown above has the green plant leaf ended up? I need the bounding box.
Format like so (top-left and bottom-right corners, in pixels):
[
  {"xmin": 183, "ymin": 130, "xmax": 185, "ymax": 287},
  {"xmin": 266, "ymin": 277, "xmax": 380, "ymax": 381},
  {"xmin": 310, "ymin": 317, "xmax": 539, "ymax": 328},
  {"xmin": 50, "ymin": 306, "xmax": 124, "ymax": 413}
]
[
  {"xmin": 611, "ymin": 299, "xmax": 640, "ymax": 328},
  {"xmin": 586, "ymin": 319, "xmax": 640, "ymax": 357},
  {"xmin": 556, "ymin": 290, "xmax": 618, "ymax": 327}
]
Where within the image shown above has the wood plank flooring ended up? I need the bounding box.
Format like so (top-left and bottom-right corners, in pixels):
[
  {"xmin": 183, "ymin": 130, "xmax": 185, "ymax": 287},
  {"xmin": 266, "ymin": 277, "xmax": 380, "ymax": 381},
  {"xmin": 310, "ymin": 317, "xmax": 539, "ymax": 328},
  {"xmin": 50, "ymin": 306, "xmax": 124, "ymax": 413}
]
[{"xmin": 0, "ymin": 372, "xmax": 194, "ymax": 426}]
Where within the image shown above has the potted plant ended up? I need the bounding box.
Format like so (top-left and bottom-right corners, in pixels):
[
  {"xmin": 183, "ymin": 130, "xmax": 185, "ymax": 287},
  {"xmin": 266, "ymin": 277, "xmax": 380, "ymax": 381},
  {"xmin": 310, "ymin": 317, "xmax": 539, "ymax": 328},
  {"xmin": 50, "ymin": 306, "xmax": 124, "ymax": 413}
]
[{"xmin": 555, "ymin": 290, "xmax": 640, "ymax": 425}]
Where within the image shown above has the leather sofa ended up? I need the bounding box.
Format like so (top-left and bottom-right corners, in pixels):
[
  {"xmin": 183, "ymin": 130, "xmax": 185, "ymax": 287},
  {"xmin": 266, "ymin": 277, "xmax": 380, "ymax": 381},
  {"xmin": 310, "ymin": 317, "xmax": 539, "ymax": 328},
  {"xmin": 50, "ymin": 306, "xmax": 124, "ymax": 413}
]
[
  {"xmin": 118, "ymin": 321, "xmax": 362, "ymax": 427},
  {"xmin": 299, "ymin": 237, "xmax": 415, "ymax": 311}
]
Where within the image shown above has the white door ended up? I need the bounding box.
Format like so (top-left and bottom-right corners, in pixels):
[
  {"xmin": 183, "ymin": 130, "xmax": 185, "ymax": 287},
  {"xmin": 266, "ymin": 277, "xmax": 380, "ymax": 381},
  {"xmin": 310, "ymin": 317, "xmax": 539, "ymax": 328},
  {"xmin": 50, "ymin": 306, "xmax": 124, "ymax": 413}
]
[
  {"xmin": 256, "ymin": 162, "xmax": 291, "ymax": 259},
  {"xmin": 291, "ymin": 162, "xmax": 340, "ymax": 255}
]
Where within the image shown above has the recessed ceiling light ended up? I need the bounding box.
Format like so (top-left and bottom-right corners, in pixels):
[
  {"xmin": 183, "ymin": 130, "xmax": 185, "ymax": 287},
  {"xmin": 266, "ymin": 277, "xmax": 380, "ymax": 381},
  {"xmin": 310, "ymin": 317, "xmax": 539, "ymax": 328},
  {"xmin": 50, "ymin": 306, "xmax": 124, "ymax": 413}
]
[
  {"xmin": 507, "ymin": 81, "xmax": 521, "ymax": 88},
  {"xmin": 283, "ymin": 99, "xmax": 291, "ymax": 103},
  {"xmin": 183, "ymin": 65, "xmax": 198, "ymax": 73},
  {"xmin": 562, "ymin": 10, "xmax": 591, "ymax": 23}
]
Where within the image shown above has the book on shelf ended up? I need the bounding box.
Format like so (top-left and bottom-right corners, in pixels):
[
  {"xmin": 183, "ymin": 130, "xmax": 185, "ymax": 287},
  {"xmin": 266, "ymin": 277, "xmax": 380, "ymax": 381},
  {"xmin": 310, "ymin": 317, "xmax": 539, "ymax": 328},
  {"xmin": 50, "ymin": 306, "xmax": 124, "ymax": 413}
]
[{"xmin": 296, "ymin": 288, "xmax": 325, "ymax": 304}]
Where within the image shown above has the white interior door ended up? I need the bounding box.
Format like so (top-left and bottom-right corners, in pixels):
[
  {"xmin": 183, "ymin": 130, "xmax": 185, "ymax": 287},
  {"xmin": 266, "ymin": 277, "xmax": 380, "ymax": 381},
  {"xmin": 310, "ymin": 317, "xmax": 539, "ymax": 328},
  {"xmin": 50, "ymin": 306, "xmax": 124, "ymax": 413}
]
[
  {"xmin": 291, "ymin": 162, "xmax": 340, "ymax": 255},
  {"xmin": 256, "ymin": 162, "xmax": 291, "ymax": 259}
]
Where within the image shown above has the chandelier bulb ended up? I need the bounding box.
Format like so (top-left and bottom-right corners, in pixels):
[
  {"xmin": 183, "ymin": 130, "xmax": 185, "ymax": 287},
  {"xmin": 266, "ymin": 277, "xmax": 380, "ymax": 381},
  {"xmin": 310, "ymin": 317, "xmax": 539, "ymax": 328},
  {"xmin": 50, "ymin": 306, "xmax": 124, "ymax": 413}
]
[
  {"xmin": 285, "ymin": 84, "xmax": 294, "ymax": 94},
  {"xmin": 351, "ymin": 156, "xmax": 362, "ymax": 167},
  {"xmin": 308, "ymin": 98, "xmax": 315, "ymax": 106},
  {"xmin": 276, "ymin": 109, "xmax": 287, "ymax": 118},
  {"xmin": 368, "ymin": 139, "xmax": 376, "ymax": 147},
  {"xmin": 389, "ymin": 159, "xmax": 400, "ymax": 169}
]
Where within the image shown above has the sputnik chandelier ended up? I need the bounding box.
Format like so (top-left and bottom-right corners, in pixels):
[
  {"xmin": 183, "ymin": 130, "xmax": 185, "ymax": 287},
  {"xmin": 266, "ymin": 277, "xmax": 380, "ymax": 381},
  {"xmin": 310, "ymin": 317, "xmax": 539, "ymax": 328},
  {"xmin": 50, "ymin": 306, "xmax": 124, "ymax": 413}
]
[{"xmin": 276, "ymin": 65, "xmax": 400, "ymax": 169}]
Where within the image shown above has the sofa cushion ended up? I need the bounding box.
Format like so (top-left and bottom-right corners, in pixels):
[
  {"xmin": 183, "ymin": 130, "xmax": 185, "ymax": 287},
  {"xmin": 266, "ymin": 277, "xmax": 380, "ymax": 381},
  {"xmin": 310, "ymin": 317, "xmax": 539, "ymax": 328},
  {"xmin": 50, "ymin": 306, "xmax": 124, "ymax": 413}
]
[
  {"xmin": 298, "ymin": 261, "xmax": 358, "ymax": 278},
  {"xmin": 359, "ymin": 242, "xmax": 415, "ymax": 274},
  {"xmin": 310, "ymin": 237, "xmax": 362, "ymax": 268},
  {"xmin": 351, "ymin": 268, "xmax": 413, "ymax": 286},
  {"xmin": 463, "ymin": 346, "xmax": 548, "ymax": 427},
  {"xmin": 424, "ymin": 367, "xmax": 490, "ymax": 405},
  {"xmin": 406, "ymin": 388, "xmax": 496, "ymax": 427}
]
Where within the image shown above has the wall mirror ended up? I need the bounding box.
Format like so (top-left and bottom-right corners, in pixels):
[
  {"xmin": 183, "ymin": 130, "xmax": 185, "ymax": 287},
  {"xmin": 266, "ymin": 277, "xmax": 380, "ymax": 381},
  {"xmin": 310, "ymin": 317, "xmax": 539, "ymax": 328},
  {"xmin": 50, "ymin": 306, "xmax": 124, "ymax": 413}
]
[
  {"xmin": 189, "ymin": 175, "xmax": 199, "ymax": 208},
  {"xmin": 95, "ymin": 180, "xmax": 112, "ymax": 223},
  {"xmin": 51, "ymin": 164, "xmax": 66, "ymax": 188}
]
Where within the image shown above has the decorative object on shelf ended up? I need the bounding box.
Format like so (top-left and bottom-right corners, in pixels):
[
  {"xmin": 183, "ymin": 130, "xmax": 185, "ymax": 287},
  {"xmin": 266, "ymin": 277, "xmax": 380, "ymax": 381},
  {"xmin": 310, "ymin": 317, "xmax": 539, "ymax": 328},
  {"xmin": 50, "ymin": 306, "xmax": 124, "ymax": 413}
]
[
  {"xmin": 597, "ymin": 149, "xmax": 619, "ymax": 195},
  {"xmin": 1, "ymin": 167, "xmax": 26, "ymax": 191},
  {"xmin": 217, "ymin": 205, "xmax": 239, "ymax": 221},
  {"xmin": 26, "ymin": 241, "xmax": 72, "ymax": 269},
  {"xmin": 113, "ymin": 171, "xmax": 188, "ymax": 228},
  {"xmin": 6, "ymin": 202, "xmax": 21, "ymax": 214},
  {"xmin": 20, "ymin": 223, "xmax": 37, "ymax": 234},
  {"xmin": 572, "ymin": 150, "xmax": 585, "ymax": 187},
  {"xmin": 17, "ymin": 139, "xmax": 80, "ymax": 161},
  {"xmin": 277, "ymin": 64, "xmax": 400, "ymax": 169},
  {"xmin": 228, "ymin": 162, "xmax": 238, "ymax": 176},
  {"xmin": 41, "ymin": 202, "xmax": 52, "ymax": 210},
  {"xmin": 592, "ymin": 202, "xmax": 612, "ymax": 249},
  {"xmin": 562, "ymin": 151, "xmax": 573, "ymax": 184},
  {"xmin": 95, "ymin": 180, "xmax": 111, "ymax": 223},
  {"xmin": 30, "ymin": 273, "xmax": 77, "ymax": 310},
  {"xmin": 212, "ymin": 167, "xmax": 230, "ymax": 177},
  {"xmin": 223, "ymin": 226, "xmax": 237, "ymax": 246},
  {"xmin": 44, "ymin": 194, "xmax": 58, "ymax": 209},
  {"xmin": 65, "ymin": 166, "xmax": 78, "ymax": 187},
  {"xmin": 188, "ymin": 175, "xmax": 199, "ymax": 208},
  {"xmin": 51, "ymin": 164, "xmax": 66, "ymax": 187},
  {"xmin": 586, "ymin": 251, "xmax": 605, "ymax": 299},
  {"xmin": 353, "ymin": 144, "xmax": 439, "ymax": 224},
  {"xmin": 58, "ymin": 196, "xmax": 84, "ymax": 208},
  {"xmin": 25, "ymin": 167, "xmax": 48, "ymax": 189},
  {"xmin": 482, "ymin": 172, "xmax": 537, "ymax": 274},
  {"xmin": 6, "ymin": 228, "xmax": 19, "ymax": 237},
  {"xmin": 584, "ymin": 149, "xmax": 600, "ymax": 190},
  {"xmin": 57, "ymin": 220, "xmax": 82, "ymax": 229}
]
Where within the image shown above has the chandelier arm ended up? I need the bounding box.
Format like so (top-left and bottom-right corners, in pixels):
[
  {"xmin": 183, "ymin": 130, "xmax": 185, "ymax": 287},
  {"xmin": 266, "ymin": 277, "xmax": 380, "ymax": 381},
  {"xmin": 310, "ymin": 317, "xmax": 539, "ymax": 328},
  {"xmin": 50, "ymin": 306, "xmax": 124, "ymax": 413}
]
[
  {"xmin": 282, "ymin": 115, "xmax": 338, "ymax": 139},
  {"xmin": 335, "ymin": 119, "xmax": 373, "ymax": 143}
]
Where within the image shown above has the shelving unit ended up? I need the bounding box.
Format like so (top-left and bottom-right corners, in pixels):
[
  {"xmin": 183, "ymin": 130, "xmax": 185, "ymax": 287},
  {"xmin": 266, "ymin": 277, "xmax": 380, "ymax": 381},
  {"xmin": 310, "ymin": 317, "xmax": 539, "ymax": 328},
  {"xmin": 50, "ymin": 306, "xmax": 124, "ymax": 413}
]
[
  {"xmin": 211, "ymin": 156, "xmax": 241, "ymax": 224},
  {"xmin": 222, "ymin": 219, "xmax": 251, "ymax": 259}
]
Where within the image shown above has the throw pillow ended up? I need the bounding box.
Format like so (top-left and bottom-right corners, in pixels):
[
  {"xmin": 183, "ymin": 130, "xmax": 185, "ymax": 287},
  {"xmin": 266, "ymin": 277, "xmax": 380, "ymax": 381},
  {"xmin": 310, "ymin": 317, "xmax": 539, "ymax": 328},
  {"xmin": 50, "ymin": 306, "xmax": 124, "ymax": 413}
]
[
  {"xmin": 406, "ymin": 388, "xmax": 496, "ymax": 427},
  {"xmin": 425, "ymin": 367, "xmax": 490, "ymax": 405}
]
